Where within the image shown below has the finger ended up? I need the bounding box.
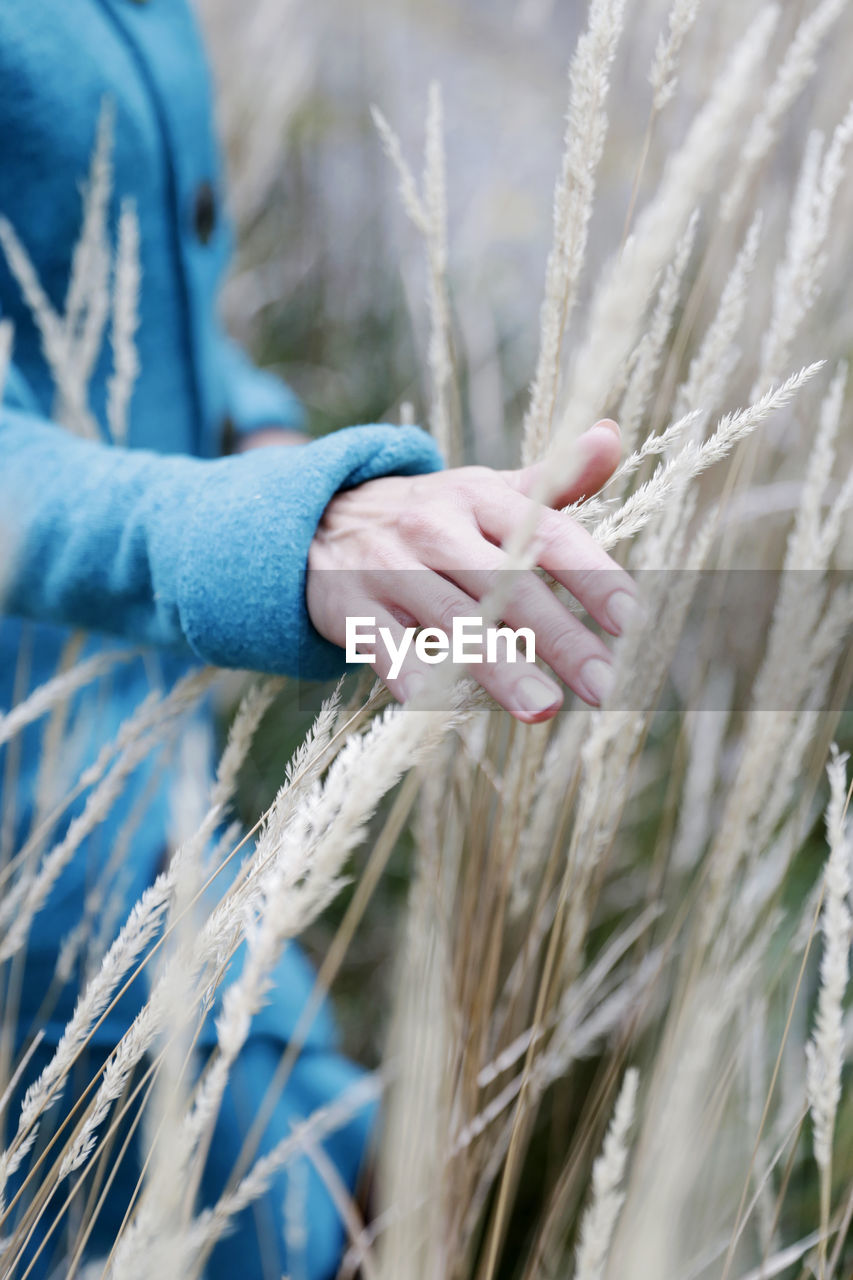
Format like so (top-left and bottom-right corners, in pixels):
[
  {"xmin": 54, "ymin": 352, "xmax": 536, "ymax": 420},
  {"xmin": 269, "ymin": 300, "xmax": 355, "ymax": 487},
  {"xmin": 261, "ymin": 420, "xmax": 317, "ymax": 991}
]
[
  {"xmin": 503, "ymin": 419, "xmax": 622, "ymax": 507},
  {"xmin": 342, "ymin": 600, "xmax": 435, "ymax": 705},
  {"xmin": 385, "ymin": 570, "xmax": 564, "ymax": 723},
  {"xmin": 437, "ymin": 546, "xmax": 617, "ymax": 706},
  {"xmin": 310, "ymin": 570, "xmax": 429, "ymax": 702},
  {"xmin": 471, "ymin": 488, "xmax": 640, "ymax": 637}
]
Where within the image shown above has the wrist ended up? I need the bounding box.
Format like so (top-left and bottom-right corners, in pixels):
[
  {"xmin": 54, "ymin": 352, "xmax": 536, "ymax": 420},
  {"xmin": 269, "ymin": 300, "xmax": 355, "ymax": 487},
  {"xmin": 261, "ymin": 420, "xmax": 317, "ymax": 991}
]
[{"xmin": 234, "ymin": 425, "xmax": 311, "ymax": 452}]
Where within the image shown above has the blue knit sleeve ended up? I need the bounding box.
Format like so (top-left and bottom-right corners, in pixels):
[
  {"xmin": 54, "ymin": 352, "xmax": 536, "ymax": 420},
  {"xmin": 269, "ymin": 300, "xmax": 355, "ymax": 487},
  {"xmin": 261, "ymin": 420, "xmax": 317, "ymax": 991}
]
[{"xmin": 0, "ymin": 399, "xmax": 444, "ymax": 680}]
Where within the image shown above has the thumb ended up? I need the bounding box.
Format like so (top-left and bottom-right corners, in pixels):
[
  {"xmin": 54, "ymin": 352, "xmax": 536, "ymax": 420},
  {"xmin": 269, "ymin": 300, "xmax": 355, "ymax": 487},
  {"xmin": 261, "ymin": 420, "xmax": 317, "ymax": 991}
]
[{"xmin": 505, "ymin": 419, "xmax": 622, "ymax": 507}]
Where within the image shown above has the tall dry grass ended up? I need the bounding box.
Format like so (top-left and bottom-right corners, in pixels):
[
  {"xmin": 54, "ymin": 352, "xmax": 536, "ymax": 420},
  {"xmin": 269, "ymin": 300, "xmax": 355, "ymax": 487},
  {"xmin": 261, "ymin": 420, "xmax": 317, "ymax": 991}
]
[{"xmin": 0, "ymin": 0, "xmax": 852, "ymax": 1276}]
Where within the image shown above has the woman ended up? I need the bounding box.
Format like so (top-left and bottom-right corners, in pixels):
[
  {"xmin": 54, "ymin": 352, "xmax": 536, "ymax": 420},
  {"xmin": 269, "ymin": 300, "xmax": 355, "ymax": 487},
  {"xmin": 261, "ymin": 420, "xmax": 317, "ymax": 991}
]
[{"xmin": 0, "ymin": 1, "xmax": 636, "ymax": 1275}]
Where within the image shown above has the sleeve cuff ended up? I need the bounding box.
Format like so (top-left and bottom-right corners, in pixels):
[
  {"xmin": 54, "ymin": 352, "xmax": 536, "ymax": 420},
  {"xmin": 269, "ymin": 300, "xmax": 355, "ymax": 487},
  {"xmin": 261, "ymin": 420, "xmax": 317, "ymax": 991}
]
[{"xmin": 175, "ymin": 423, "xmax": 444, "ymax": 680}]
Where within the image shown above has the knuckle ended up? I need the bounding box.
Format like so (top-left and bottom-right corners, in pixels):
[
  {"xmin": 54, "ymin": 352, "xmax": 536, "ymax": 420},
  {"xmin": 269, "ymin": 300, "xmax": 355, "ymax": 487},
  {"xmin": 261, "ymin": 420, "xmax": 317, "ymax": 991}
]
[
  {"xmin": 397, "ymin": 506, "xmax": 441, "ymax": 546},
  {"xmin": 477, "ymin": 569, "xmax": 500, "ymax": 601},
  {"xmin": 529, "ymin": 509, "xmax": 558, "ymax": 551},
  {"xmin": 434, "ymin": 593, "xmax": 466, "ymax": 631},
  {"xmin": 511, "ymin": 580, "xmax": 544, "ymax": 617},
  {"xmin": 450, "ymin": 465, "xmax": 493, "ymax": 502},
  {"xmin": 568, "ymin": 564, "xmax": 605, "ymax": 599},
  {"xmin": 570, "ymin": 564, "xmax": 596, "ymax": 592},
  {"xmin": 538, "ymin": 505, "xmax": 565, "ymax": 536},
  {"xmin": 540, "ymin": 616, "xmax": 584, "ymax": 663},
  {"xmin": 369, "ymin": 541, "xmax": 403, "ymax": 572}
]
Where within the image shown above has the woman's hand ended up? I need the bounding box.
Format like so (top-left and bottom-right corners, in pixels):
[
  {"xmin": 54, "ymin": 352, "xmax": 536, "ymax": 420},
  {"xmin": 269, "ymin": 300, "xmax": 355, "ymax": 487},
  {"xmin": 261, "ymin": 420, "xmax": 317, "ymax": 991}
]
[
  {"xmin": 306, "ymin": 420, "xmax": 640, "ymax": 723},
  {"xmin": 237, "ymin": 427, "xmax": 310, "ymax": 451}
]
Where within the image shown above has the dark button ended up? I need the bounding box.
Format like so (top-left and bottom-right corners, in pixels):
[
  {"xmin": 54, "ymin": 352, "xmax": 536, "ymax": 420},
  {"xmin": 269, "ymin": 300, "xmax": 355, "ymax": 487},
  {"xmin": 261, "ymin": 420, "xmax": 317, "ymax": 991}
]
[
  {"xmin": 193, "ymin": 181, "xmax": 217, "ymax": 245},
  {"xmin": 220, "ymin": 414, "xmax": 237, "ymax": 456}
]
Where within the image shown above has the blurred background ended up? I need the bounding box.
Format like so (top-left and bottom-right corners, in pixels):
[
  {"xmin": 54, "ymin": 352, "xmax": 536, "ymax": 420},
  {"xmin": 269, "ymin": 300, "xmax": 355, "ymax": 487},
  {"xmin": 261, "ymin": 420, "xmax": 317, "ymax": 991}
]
[
  {"xmin": 199, "ymin": 0, "xmax": 853, "ymax": 464},
  {"xmin": 195, "ymin": 0, "xmax": 853, "ymax": 1070},
  {"xmin": 198, "ymin": 0, "xmax": 718, "ymax": 465}
]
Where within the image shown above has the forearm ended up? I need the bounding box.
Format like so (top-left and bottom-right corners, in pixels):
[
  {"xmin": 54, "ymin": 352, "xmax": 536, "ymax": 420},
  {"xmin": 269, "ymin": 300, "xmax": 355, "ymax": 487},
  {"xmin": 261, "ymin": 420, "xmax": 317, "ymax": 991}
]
[{"xmin": 1, "ymin": 406, "xmax": 443, "ymax": 679}]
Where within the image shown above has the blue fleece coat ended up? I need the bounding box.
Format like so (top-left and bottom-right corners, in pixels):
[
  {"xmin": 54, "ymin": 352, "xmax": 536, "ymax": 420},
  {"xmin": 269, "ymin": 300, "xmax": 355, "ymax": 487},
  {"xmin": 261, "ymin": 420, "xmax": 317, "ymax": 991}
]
[{"xmin": 0, "ymin": 2, "xmax": 443, "ymax": 1276}]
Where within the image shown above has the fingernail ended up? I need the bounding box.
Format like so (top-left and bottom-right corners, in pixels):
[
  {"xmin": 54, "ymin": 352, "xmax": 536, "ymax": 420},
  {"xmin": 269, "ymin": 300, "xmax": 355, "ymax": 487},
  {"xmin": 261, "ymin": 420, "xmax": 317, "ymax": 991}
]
[
  {"xmin": 581, "ymin": 657, "xmax": 615, "ymax": 705},
  {"xmin": 517, "ymin": 674, "xmax": 561, "ymax": 718},
  {"xmin": 606, "ymin": 590, "xmax": 644, "ymax": 634},
  {"xmin": 403, "ymin": 673, "xmax": 426, "ymax": 702}
]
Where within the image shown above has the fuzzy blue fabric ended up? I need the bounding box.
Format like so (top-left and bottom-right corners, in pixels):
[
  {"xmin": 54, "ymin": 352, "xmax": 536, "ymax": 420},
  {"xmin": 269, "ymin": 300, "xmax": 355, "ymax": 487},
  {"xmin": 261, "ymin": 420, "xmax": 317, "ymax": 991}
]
[
  {"xmin": 0, "ymin": 3, "xmax": 443, "ymax": 1276},
  {"xmin": 1, "ymin": 409, "xmax": 441, "ymax": 678},
  {"xmin": 4, "ymin": 1035, "xmax": 377, "ymax": 1280}
]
